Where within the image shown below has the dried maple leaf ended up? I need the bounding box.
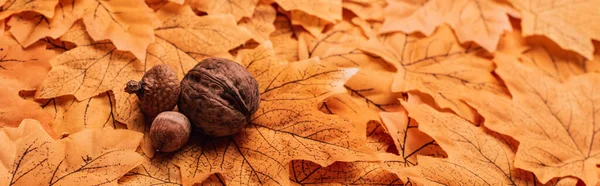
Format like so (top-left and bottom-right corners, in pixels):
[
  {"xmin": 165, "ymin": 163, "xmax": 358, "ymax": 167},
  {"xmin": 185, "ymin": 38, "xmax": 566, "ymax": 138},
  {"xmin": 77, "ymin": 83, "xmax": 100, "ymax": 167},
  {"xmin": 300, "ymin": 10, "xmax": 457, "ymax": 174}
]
[
  {"xmin": 186, "ymin": 0, "xmax": 259, "ymax": 21},
  {"xmin": 399, "ymin": 101, "xmax": 578, "ymax": 185},
  {"xmin": 342, "ymin": 0, "xmax": 386, "ymax": 21},
  {"xmin": 291, "ymin": 10, "xmax": 330, "ymax": 37},
  {"xmin": 0, "ymin": 119, "xmax": 143, "ymax": 185},
  {"xmin": 40, "ymin": 93, "xmax": 120, "ymax": 138},
  {"xmin": 8, "ymin": 0, "xmax": 85, "ymax": 47},
  {"xmin": 270, "ymin": 15, "xmax": 299, "ymax": 62},
  {"xmin": 360, "ymin": 25, "xmax": 508, "ymax": 122},
  {"xmin": 171, "ymin": 42, "xmax": 374, "ymax": 185},
  {"xmin": 0, "ymin": 0, "xmax": 58, "ymax": 20},
  {"xmin": 508, "ymin": 0, "xmax": 600, "ymax": 60},
  {"xmin": 381, "ymin": 0, "xmax": 515, "ymax": 52},
  {"xmin": 0, "ymin": 34, "xmax": 55, "ymax": 136},
  {"xmin": 275, "ymin": 0, "xmax": 342, "ymax": 22},
  {"xmin": 239, "ymin": 4, "xmax": 277, "ymax": 43},
  {"xmin": 465, "ymin": 54, "xmax": 600, "ymax": 185},
  {"xmin": 81, "ymin": 0, "xmax": 160, "ymax": 61},
  {"xmin": 289, "ymin": 160, "xmax": 402, "ymax": 185},
  {"xmin": 119, "ymin": 154, "xmax": 182, "ymax": 186}
]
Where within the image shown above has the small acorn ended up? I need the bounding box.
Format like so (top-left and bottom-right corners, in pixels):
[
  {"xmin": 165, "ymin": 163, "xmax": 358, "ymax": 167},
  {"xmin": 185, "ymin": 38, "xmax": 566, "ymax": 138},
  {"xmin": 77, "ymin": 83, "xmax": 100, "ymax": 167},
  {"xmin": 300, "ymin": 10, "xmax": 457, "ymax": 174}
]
[
  {"xmin": 149, "ymin": 111, "xmax": 191, "ymax": 152},
  {"xmin": 178, "ymin": 57, "xmax": 260, "ymax": 137},
  {"xmin": 125, "ymin": 64, "xmax": 180, "ymax": 118}
]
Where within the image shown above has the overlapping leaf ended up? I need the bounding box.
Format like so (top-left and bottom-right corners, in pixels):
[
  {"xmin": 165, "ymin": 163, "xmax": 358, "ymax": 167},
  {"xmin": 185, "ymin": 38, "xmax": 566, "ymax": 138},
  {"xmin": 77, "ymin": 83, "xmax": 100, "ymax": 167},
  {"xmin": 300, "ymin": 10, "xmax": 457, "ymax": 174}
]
[
  {"xmin": 275, "ymin": 0, "xmax": 342, "ymax": 22},
  {"xmin": 0, "ymin": 119, "xmax": 143, "ymax": 185},
  {"xmin": 289, "ymin": 160, "xmax": 401, "ymax": 185},
  {"xmin": 465, "ymin": 54, "xmax": 600, "ymax": 185},
  {"xmin": 187, "ymin": 0, "xmax": 259, "ymax": 21},
  {"xmin": 0, "ymin": 0, "xmax": 58, "ymax": 20}
]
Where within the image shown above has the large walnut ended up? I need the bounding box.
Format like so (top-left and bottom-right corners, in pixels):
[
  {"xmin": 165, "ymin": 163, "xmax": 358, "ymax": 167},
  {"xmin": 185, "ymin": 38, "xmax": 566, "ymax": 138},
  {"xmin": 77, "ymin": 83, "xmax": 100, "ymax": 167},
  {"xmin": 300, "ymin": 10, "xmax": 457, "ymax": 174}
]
[{"xmin": 178, "ymin": 58, "xmax": 260, "ymax": 136}]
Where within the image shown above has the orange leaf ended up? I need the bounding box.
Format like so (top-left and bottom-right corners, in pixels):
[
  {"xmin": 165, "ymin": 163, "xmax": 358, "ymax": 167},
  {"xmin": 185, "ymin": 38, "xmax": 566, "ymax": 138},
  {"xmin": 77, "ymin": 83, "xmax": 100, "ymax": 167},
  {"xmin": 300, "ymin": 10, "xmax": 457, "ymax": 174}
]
[
  {"xmin": 81, "ymin": 0, "xmax": 161, "ymax": 61},
  {"xmin": 0, "ymin": 0, "xmax": 58, "ymax": 20},
  {"xmin": 270, "ymin": 15, "xmax": 299, "ymax": 62},
  {"xmin": 381, "ymin": 0, "xmax": 514, "ymax": 52},
  {"xmin": 518, "ymin": 42, "xmax": 600, "ymax": 82},
  {"xmin": 508, "ymin": 0, "xmax": 600, "ymax": 60},
  {"xmin": 239, "ymin": 4, "xmax": 277, "ymax": 43},
  {"xmin": 8, "ymin": 0, "xmax": 85, "ymax": 47},
  {"xmin": 119, "ymin": 154, "xmax": 183, "ymax": 185},
  {"xmin": 400, "ymin": 101, "xmax": 576, "ymax": 185},
  {"xmin": 275, "ymin": 0, "xmax": 342, "ymax": 22},
  {"xmin": 360, "ymin": 25, "xmax": 508, "ymax": 122},
  {"xmin": 170, "ymin": 42, "xmax": 374, "ymax": 185},
  {"xmin": 291, "ymin": 10, "xmax": 330, "ymax": 37},
  {"xmin": 342, "ymin": 0, "xmax": 386, "ymax": 21},
  {"xmin": 187, "ymin": 0, "xmax": 259, "ymax": 21},
  {"xmin": 465, "ymin": 54, "xmax": 600, "ymax": 185},
  {"xmin": 0, "ymin": 34, "xmax": 55, "ymax": 136},
  {"xmin": 289, "ymin": 160, "xmax": 401, "ymax": 185},
  {"xmin": 0, "ymin": 119, "xmax": 143, "ymax": 185}
]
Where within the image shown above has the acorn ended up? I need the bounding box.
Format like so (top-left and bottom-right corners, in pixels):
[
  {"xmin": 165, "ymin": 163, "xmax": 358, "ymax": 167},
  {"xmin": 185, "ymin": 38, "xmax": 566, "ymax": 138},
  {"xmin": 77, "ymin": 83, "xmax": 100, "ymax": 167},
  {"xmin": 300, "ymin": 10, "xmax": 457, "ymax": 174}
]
[
  {"xmin": 149, "ymin": 111, "xmax": 191, "ymax": 152},
  {"xmin": 178, "ymin": 57, "xmax": 260, "ymax": 137},
  {"xmin": 125, "ymin": 64, "xmax": 180, "ymax": 119}
]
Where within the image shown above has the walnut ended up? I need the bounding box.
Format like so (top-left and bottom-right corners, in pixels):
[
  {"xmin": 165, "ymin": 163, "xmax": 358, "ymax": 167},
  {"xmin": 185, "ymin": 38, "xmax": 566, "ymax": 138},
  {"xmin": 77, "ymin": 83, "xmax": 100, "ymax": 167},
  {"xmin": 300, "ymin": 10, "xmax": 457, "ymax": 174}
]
[{"xmin": 178, "ymin": 58, "xmax": 260, "ymax": 137}]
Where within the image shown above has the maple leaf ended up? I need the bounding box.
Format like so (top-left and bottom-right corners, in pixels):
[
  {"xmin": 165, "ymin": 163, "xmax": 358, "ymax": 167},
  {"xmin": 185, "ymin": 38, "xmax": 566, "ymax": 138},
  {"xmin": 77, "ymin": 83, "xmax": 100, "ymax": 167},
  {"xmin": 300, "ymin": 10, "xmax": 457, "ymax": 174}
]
[
  {"xmin": 187, "ymin": 0, "xmax": 259, "ymax": 21},
  {"xmin": 289, "ymin": 160, "xmax": 402, "ymax": 185},
  {"xmin": 0, "ymin": 0, "xmax": 58, "ymax": 20},
  {"xmin": 0, "ymin": 119, "xmax": 143, "ymax": 185},
  {"xmin": 465, "ymin": 54, "xmax": 600, "ymax": 185},
  {"xmin": 399, "ymin": 101, "xmax": 579, "ymax": 185},
  {"xmin": 360, "ymin": 25, "xmax": 508, "ymax": 122},
  {"xmin": 381, "ymin": 0, "xmax": 515, "ymax": 52},
  {"xmin": 119, "ymin": 154, "xmax": 182, "ymax": 186},
  {"xmin": 170, "ymin": 42, "xmax": 375, "ymax": 185},
  {"xmin": 8, "ymin": 0, "xmax": 85, "ymax": 47},
  {"xmin": 291, "ymin": 10, "xmax": 330, "ymax": 37},
  {"xmin": 275, "ymin": 0, "xmax": 342, "ymax": 22},
  {"xmin": 270, "ymin": 15, "xmax": 299, "ymax": 62},
  {"xmin": 508, "ymin": 0, "xmax": 600, "ymax": 60},
  {"xmin": 40, "ymin": 93, "xmax": 121, "ymax": 138},
  {"xmin": 239, "ymin": 4, "xmax": 277, "ymax": 43},
  {"xmin": 342, "ymin": 0, "xmax": 386, "ymax": 21},
  {"xmin": 0, "ymin": 34, "xmax": 55, "ymax": 136}
]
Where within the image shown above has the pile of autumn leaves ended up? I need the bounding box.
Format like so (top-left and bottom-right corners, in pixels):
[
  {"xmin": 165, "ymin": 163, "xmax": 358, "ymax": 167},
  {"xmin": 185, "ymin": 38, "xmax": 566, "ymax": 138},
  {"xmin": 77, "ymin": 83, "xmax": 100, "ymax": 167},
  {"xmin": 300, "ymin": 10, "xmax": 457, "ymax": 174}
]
[{"xmin": 1, "ymin": 0, "xmax": 599, "ymax": 185}]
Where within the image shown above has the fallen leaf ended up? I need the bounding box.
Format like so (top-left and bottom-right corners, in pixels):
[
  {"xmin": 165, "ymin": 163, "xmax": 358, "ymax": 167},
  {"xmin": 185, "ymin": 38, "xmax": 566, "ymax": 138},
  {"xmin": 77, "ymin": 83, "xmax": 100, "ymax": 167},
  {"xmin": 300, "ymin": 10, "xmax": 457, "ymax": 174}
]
[
  {"xmin": 239, "ymin": 4, "xmax": 277, "ymax": 43},
  {"xmin": 399, "ymin": 101, "xmax": 569, "ymax": 185},
  {"xmin": 81, "ymin": 0, "xmax": 161, "ymax": 61},
  {"xmin": 275, "ymin": 0, "xmax": 342, "ymax": 22},
  {"xmin": 342, "ymin": 0, "xmax": 386, "ymax": 21},
  {"xmin": 289, "ymin": 160, "xmax": 402, "ymax": 185},
  {"xmin": 270, "ymin": 15, "xmax": 299, "ymax": 62},
  {"xmin": 170, "ymin": 42, "xmax": 373, "ymax": 185},
  {"xmin": 0, "ymin": 119, "xmax": 143, "ymax": 185},
  {"xmin": 0, "ymin": 0, "xmax": 58, "ymax": 20},
  {"xmin": 508, "ymin": 0, "xmax": 600, "ymax": 59},
  {"xmin": 0, "ymin": 34, "xmax": 55, "ymax": 136},
  {"xmin": 381, "ymin": 0, "xmax": 514, "ymax": 52},
  {"xmin": 8, "ymin": 0, "xmax": 85, "ymax": 47},
  {"xmin": 40, "ymin": 93, "xmax": 119, "ymax": 137},
  {"xmin": 186, "ymin": 0, "xmax": 259, "ymax": 21},
  {"xmin": 291, "ymin": 10, "xmax": 330, "ymax": 37},
  {"xmin": 351, "ymin": 17, "xmax": 382, "ymax": 39},
  {"xmin": 465, "ymin": 54, "xmax": 600, "ymax": 185},
  {"xmin": 360, "ymin": 25, "xmax": 508, "ymax": 122},
  {"xmin": 519, "ymin": 42, "xmax": 600, "ymax": 82},
  {"xmin": 119, "ymin": 153, "xmax": 182, "ymax": 186}
]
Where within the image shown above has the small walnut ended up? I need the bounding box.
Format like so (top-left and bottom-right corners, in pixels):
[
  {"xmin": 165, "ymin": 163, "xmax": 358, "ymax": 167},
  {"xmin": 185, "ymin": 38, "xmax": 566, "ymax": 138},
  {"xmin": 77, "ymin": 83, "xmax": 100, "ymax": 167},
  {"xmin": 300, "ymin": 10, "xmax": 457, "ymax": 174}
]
[
  {"xmin": 178, "ymin": 58, "xmax": 260, "ymax": 137},
  {"xmin": 125, "ymin": 64, "xmax": 180, "ymax": 119}
]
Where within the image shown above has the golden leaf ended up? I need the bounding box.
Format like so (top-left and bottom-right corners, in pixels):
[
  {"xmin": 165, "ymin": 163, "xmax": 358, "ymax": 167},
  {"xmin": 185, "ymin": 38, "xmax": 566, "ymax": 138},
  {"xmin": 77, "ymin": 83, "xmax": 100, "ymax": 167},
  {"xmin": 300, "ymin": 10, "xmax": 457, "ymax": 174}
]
[
  {"xmin": 170, "ymin": 42, "xmax": 374, "ymax": 185},
  {"xmin": 8, "ymin": 0, "xmax": 85, "ymax": 47},
  {"xmin": 0, "ymin": 119, "xmax": 143, "ymax": 185},
  {"xmin": 81, "ymin": 0, "xmax": 161, "ymax": 61},
  {"xmin": 0, "ymin": 0, "xmax": 58, "ymax": 20},
  {"xmin": 465, "ymin": 54, "xmax": 600, "ymax": 185},
  {"xmin": 275, "ymin": 0, "xmax": 342, "ymax": 22},
  {"xmin": 187, "ymin": 0, "xmax": 259, "ymax": 21},
  {"xmin": 360, "ymin": 25, "xmax": 508, "ymax": 122},
  {"xmin": 508, "ymin": 0, "xmax": 600, "ymax": 59},
  {"xmin": 291, "ymin": 10, "xmax": 329, "ymax": 37},
  {"xmin": 239, "ymin": 4, "xmax": 277, "ymax": 43},
  {"xmin": 342, "ymin": 0, "xmax": 386, "ymax": 21},
  {"xmin": 381, "ymin": 0, "xmax": 514, "ymax": 52},
  {"xmin": 400, "ymin": 101, "xmax": 571, "ymax": 185},
  {"xmin": 0, "ymin": 34, "xmax": 55, "ymax": 137},
  {"xmin": 119, "ymin": 154, "xmax": 182, "ymax": 185},
  {"xmin": 289, "ymin": 160, "xmax": 401, "ymax": 185},
  {"xmin": 270, "ymin": 15, "xmax": 299, "ymax": 62}
]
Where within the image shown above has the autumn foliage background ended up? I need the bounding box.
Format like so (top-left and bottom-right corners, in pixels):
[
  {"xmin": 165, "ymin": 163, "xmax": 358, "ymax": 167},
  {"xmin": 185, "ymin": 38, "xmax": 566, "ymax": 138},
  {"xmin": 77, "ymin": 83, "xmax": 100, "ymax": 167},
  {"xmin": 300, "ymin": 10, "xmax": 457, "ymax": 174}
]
[{"xmin": 0, "ymin": 0, "xmax": 599, "ymax": 185}]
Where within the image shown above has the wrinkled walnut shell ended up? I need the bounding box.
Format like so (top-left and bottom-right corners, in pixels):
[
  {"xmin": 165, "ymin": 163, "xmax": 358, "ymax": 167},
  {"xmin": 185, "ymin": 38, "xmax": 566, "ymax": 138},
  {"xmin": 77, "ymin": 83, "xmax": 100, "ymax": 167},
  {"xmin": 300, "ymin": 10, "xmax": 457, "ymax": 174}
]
[{"xmin": 178, "ymin": 58, "xmax": 260, "ymax": 137}]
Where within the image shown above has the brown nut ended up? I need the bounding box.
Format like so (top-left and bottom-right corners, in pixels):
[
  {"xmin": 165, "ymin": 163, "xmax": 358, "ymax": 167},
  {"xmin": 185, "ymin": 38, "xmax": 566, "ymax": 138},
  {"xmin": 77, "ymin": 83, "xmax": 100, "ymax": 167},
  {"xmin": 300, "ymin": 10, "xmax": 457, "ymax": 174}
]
[
  {"xmin": 125, "ymin": 64, "xmax": 180, "ymax": 118},
  {"xmin": 149, "ymin": 111, "xmax": 191, "ymax": 152},
  {"xmin": 178, "ymin": 57, "xmax": 260, "ymax": 137}
]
